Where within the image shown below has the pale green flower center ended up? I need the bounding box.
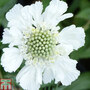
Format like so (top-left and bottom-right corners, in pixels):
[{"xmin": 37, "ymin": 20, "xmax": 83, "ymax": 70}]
[{"xmin": 27, "ymin": 30, "xmax": 56, "ymax": 59}]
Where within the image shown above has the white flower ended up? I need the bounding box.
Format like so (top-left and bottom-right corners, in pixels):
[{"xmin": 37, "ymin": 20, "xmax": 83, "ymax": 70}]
[{"xmin": 1, "ymin": 0, "xmax": 85, "ymax": 90}]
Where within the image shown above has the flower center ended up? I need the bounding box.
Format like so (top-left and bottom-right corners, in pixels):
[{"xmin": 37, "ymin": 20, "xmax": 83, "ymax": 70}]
[{"xmin": 27, "ymin": 29, "xmax": 56, "ymax": 59}]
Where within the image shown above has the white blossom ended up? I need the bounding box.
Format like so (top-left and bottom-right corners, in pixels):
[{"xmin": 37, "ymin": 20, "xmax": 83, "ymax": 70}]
[{"xmin": 1, "ymin": 0, "xmax": 85, "ymax": 90}]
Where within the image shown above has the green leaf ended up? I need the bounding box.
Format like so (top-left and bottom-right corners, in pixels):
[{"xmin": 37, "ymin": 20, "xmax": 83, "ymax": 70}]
[
  {"xmin": 42, "ymin": 0, "xmax": 50, "ymax": 12},
  {"xmin": 56, "ymin": 72, "xmax": 90, "ymax": 90},
  {"xmin": 0, "ymin": 42, "xmax": 8, "ymax": 50},
  {"xmin": 76, "ymin": 8, "xmax": 90, "ymax": 20},
  {"xmin": 1, "ymin": 17, "xmax": 8, "ymax": 27},
  {"xmin": 80, "ymin": 0, "xmax": 90, "ymax": 10},
  {"xmin": 67, "ymin": 0, "xmax": 80, "ymax": 13},
  {"xmin": 0, "ymin": 0, "xmax": 17, "ymax": 27},
  {"xmin": 74, "ymin": 17, "xmax": 87, "ymax": 27},
  {"xmin": 40, "ymin": 80, "xmax": 56, "ymax": 89},
  {"xmin": 70, "ymin": 26, "xmax": 90, "ymax": 60},
  {"xmin": 0, "ymin": 0, "xmax": 10, "ymax": 8}
]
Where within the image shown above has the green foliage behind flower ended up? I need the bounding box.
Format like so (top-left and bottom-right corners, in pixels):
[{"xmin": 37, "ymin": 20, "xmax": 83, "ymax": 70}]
[
  {"xmin": 0, "ymin": 0, "xmax": 17, "ymax": 27},
  {"xmin": 0, "ymin": 0, "xmax": 90, "ymax": 90}
]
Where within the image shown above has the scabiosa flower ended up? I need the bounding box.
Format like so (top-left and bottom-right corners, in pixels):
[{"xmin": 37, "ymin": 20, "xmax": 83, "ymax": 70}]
[{"xmin": 1, "ymin": 0, "xmax": 85, "ymax": 90}]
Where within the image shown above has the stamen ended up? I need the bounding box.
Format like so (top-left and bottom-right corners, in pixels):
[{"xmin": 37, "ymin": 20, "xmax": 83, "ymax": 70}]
[{"xmin": 27, "ymin": 30, "xmax": 56, "ymax": 59}]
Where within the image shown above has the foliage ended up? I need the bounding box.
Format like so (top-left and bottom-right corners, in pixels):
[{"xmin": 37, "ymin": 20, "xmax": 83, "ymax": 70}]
[
  {"xmin": 0, "ymin": 0, "xmax": 90, "ymax": 90},
  {"xmin": 0, "ymin": 0, "xmax": 17, "ymax": 27}
]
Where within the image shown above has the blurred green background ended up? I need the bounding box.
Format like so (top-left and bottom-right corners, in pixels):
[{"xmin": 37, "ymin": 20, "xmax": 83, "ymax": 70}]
[{"xmin": 0, "ymin": 0, "xmax": 90, "ymax": 90}]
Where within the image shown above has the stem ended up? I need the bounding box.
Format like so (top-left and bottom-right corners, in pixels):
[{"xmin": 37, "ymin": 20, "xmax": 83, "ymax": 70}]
[
  {"xmin": 48, "ymin": 86, "xmax": 51, "ymax": 90},
  {"xmin": 0, "ymin": 70, "xmax": 3, "ymax": 78},
  {"xmin": 83, "ymin": 20, "xmax": 90, "ymax": 30}
]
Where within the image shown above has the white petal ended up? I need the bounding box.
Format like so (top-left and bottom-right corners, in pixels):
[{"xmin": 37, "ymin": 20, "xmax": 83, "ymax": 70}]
[
  {"xmin": 20, "ymin": 6, "xmax": 33, "ymax": 27},
  {"xmin": 43, "ymin": 0, "xmax": 72, "ymax": 27},
  {"xmin": 16, "ymin": 65, "xmax": 42, "ymax": 90},
  {"xmin": 6, "ymin": 4, "xmax": 23, "ymax": 21},
  {"xmin": 2, "ymin": 28, "xmax": 12, "ymax": 44},
  {"xmin": 1, "ymin": 47, "xmax": 23, "ymax": 72},
  {"xmin": 8, "ymin": 18, "xmax": 27, "ymax": 31},
  {"xmin": 2, "ymin": 27, "xmax": 23, "ymax": 47},
  {"xmin": 58, "ymin": 13, "xmax": 73, "ymax": 22},
  {"xmin": 6, "ymin": 4, "xmax": 26, "ymax": 31},
  {"xmin": 59, "ymin": 25, "xmax": 85, "ymax": 50},
  {"xmin": 9, "ymin": 1, "xmax": 43, "ymax": 30},
  {"xmin": 30, "ymin": 1, "xmax": 43, "ymax": 26},
  {"xmin": 56, "ymin": 44, "xmax": 73, "ymax": 56},
  {"xmin": 43, "ymin": 65, "xmax": 54, "ymax": 84},
  {"xmin": 9, "ymin": 27, "xmax": 23, "ymax": 47},
  {"xmin": 54, "ymin": 56, "xmax": 80, "ymax": 86},
  {"xmin": 21, "ymin": 1, "xmax": 43, "ymax": 28},
  {"xmin": 36, "ymin": 66, "xmax": 42, "ymax": 84}
]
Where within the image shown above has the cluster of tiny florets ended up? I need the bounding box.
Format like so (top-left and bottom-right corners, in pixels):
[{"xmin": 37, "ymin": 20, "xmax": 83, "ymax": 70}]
[{"xmin": 27, "ymin": 30, "xmax": 56, "ymax": 59}]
